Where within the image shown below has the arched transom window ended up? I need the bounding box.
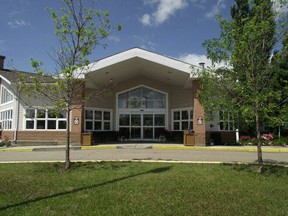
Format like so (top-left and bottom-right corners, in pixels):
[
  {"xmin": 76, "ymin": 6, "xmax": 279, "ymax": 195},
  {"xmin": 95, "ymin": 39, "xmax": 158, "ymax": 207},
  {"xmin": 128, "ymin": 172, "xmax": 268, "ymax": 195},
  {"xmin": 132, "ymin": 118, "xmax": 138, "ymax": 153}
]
[{"xmin": 118, "ymin": 87, "xmax": 166, "ymax": 109}]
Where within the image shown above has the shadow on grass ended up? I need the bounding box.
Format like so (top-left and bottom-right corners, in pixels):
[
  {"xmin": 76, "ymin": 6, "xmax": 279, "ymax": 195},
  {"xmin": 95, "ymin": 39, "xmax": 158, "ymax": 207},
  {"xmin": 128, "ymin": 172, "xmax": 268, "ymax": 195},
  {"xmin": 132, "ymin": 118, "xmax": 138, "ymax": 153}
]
[{"xmin": 0, "ymin": 165, "xmax": 171, "ymax": 211}]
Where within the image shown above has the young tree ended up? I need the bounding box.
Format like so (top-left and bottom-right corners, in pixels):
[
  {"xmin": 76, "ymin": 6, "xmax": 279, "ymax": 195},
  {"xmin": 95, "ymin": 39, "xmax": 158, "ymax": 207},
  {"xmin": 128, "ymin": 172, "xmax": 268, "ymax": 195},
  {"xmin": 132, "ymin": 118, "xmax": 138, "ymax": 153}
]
[
  {"xmin": 20, "ymin": 0, "xmax": 121, "ymax": 169},
  {"xmin": 199, "ymin": 0, "xmax": 287, "ymax": 172}
]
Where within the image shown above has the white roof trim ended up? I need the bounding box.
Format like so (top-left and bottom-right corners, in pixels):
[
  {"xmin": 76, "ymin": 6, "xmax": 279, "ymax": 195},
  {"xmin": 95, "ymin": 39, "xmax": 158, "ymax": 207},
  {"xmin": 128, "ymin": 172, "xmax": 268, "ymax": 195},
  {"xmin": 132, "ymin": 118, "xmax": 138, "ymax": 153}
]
[
  {"xmin": 0, "ymin": 75, "xmax": 11, "ymax": 85},
  {"xmin": 85, "ymin": 48, "xmax": 193, "ymax": 75}
]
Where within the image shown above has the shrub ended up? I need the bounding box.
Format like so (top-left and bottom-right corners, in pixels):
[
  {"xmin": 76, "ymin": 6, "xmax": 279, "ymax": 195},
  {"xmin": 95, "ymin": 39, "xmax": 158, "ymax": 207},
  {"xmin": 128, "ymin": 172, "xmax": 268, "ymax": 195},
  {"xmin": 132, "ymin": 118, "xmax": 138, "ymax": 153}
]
[{"xmin": 0, "ymin": 135, "xmax": 11, "ymax": 147}]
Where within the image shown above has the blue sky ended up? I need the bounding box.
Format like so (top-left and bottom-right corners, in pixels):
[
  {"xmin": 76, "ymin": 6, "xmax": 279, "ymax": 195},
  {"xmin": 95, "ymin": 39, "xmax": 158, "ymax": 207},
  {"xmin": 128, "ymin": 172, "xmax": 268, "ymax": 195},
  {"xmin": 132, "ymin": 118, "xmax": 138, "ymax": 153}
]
[{"xmin": 0, "ymin": 0, "xmax": 286, "ymax": 73}]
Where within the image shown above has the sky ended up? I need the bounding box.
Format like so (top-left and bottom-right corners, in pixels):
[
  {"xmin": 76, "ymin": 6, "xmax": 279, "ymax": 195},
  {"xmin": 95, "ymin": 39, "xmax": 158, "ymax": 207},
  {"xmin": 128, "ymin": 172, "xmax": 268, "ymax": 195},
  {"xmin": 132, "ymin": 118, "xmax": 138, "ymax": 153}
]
[{"xmin": 0, "ymin": 0, "xmax": 286, "ymax": 73}]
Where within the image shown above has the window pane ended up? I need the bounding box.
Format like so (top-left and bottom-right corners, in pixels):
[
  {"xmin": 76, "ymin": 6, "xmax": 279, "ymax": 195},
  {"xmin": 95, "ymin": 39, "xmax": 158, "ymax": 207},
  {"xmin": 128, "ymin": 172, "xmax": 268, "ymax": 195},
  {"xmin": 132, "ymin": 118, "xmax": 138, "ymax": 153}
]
[
  {"xmin": 59, "ymin": 110, "xmax": 67, "ymax": 118},
  {"xmin": 103, "ymin": 111, "xmax": 110, "ymax": 120},
  {"xmin": 174, "ymin": 122, "xmax": 180, "ymax": 130},
  {"xmin": 37, "ymin": 120, "xmax": 45, "ymax": 129},
  {"xmin": 95, "ymin": 111, "xmax": 102, "ymax": 120},
  {"xmin": 58, "ymin": 121, "xmax": 67, "ymax": 129},
  {"xmin": 174, "ymin": 111, "xmax": 180, "ymax": 120},
  {"xmin": 26, "ymin": 120, "xmax": 34, "ymax": 129},
  {"xmin": 85, "ymin": 110, "xmax": 93, "ymax": 120},
  {"xmin": 190, "ymin": 110, "xmax": 193, "ymax": 120},
  {"xmin": 182, "ymin": 111, "xmax": 188, "ymax": 120},
  {"xmin": 155, "ymin": 114, "xmax": 165, "ymax": 126},
  {"xmin": 131, "ymin": 115, "xmax": 141, "ymax": 126},
  {"xmin": 104, "ymin": 122, "xmax": 110, "ymax": 130},
  {"xmin": 37, "ymin": 109, "xmax": 46, "ymax": 118},
  {"xmin": 85, "ymin": 121, "xmax": 93, "ymax": 130},
  {"xmin": 48, "ymin": 120, "xmax": 56, "ymax": 129},
  {"xmin": 142, "ymin": 88, "xmax": 153, "ymax": 99},
  {"xmin": 94, "ymin": 121, "xmax": 102, "ymax": 130},
  {"xmin": 48, "ymin": 110, "xmax": 57, "ymax": 118},
  {"xmin": 26, "ymin": 109, "xmax": 35, "ymax": 118},
  {"xmin": 119, "ymin": 114, "xmax": 130, "ymax": 126},
  {"xmin": 182, "ymin": 121, "xmax": 189, "ymax": 130},
  {"xmin": 143, "ymin": 114, "xmax": 153, "ymax": 126}
]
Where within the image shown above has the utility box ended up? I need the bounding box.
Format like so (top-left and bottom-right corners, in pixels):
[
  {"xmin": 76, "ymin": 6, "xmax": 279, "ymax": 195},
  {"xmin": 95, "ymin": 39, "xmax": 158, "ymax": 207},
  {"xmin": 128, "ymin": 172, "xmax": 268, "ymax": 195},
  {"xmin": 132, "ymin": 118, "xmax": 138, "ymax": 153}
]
[
  {"xmin": 183, "ymin": 130, "xmax": 195, "ymax": 146},
  {"xmin": 82, "ymin": 132, "xmax": 92, "ymax": 146}
]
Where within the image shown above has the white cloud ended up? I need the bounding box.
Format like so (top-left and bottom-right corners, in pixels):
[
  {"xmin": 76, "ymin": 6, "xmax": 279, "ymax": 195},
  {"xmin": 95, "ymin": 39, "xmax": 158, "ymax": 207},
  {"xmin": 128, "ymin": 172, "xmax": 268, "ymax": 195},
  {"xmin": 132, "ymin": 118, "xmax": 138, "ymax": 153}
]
[
  {"xmin": 108, "ymin": 36, "xmax": 120, "ymax": 43},
  {"xmin": 140, "ymin": 14, "xmax": 152, "ymax": 26},
  {"xmin": 205, "ymin": 0, "xmax": 226, "ymax": 19},
  {"xmin": 178, "ymin": 53, "xmax": 227, "ymax": 68},
  {"xmin": 8, "ymin": 19, "xmax": 31, "ymax": 28},
  {"xmin": 140, "ymin": 0, "xmax": 188, "ymax": 26}
]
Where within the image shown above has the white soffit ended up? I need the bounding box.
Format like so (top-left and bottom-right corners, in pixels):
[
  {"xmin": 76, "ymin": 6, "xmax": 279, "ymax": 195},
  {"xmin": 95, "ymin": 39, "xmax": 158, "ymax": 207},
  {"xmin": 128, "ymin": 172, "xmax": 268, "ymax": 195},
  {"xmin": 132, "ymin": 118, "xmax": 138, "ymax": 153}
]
[{"xmin": 86, "ymin": 48, "xmax": 192, "ymax": 74}]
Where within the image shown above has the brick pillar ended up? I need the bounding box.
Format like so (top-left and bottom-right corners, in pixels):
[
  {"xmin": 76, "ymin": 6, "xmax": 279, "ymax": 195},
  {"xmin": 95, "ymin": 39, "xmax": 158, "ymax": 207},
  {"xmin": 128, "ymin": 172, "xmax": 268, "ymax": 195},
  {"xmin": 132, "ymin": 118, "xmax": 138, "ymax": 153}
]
[
  {"xmin": 70, "ymin": 105, "xmax": 84, "ymax": 145},
  {"xmin": 193, "ymin": 80, "xmax": 206, "ymax": 146},
  {"xmin": 70, "ymin": 81, "xmax": 85, "ymax": 145}
]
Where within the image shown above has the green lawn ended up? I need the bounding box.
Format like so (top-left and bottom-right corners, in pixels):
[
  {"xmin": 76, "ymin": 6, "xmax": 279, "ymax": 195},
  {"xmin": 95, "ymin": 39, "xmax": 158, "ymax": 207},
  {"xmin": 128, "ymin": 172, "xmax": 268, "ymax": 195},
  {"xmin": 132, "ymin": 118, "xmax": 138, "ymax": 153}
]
[{"xmin": 0, "ymin": 162, "xmax": 287, "ymax": 216}]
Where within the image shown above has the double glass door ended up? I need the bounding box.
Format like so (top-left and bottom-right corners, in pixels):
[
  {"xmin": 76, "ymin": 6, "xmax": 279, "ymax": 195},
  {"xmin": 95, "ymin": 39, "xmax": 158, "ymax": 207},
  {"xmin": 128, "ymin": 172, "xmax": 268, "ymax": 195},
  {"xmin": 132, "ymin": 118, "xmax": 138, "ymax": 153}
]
[{"xmin": 119, "ymin": 112, "xmax": 166, "ymax": 140}]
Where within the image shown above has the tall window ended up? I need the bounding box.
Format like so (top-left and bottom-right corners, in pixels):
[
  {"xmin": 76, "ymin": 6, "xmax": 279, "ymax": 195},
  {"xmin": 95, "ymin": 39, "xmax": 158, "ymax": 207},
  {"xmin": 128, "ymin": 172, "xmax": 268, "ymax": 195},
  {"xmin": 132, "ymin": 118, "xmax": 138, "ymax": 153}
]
[
  {"xmin": 218, "ymin": 111, "xmax": 234, "ymax": 131},
  {"xmin": 85, "ymin": 109, "xmax": 112, "ymax": 131},
  {"xmin": 25, "ymin": 108, "xmax": 67, "ymax": 130},
  {"xmin": 1, "ymin": 86, "xmax": 13, "ymax": 104},
  {"xmin": 0, "ymin": 109, "xmax": 13, "ymax": 129},
  {"xmin": 118, "ymin": 87, "xmax": 166, "ymax": 109},
  {"xmin": 172, "ymin": 108, "xmax": 193, "ymax": 131}
]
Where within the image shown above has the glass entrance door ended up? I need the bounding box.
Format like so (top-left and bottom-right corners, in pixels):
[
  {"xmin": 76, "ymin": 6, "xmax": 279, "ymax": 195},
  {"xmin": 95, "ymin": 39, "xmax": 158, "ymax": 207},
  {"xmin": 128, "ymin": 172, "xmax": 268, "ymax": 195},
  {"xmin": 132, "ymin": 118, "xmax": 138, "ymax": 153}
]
[
  {"xmin": 131, "ymin": 114, "xmax": 141, "ymax": 139},
  {"xmin": 119, "ymin": 112, "xmax": 166, "ymax": 140}
]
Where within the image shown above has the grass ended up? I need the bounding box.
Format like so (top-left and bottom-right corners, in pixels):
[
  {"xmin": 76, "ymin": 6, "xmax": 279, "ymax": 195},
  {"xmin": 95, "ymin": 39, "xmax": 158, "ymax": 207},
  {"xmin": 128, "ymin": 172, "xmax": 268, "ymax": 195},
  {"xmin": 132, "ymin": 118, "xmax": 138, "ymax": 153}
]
[{"xmin": 0, "ymin": 162, "xmax": 288, "ymax": 216}]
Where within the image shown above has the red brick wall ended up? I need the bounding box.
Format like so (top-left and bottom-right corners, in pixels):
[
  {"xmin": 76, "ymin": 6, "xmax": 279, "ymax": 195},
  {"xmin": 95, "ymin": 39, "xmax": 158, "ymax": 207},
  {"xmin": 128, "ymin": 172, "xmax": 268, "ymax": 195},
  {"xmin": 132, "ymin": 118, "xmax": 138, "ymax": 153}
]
[
  {"xmin": 192, "ymin": 80, "xmax": 206, "ymax": 146},
  {"xmin": 15, "ymin": 131, "xmax": 82, "ymax": 145}
]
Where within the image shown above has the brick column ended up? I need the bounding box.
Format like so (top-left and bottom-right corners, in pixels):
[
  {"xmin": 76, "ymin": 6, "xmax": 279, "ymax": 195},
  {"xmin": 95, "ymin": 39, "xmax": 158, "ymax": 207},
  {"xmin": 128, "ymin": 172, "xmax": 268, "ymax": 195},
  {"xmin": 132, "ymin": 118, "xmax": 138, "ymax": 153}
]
[
  {"xmin": 193, "ymin": 80, "xmax": 206, "ymax": 146},
  {"xmin": 70, "ymin": 105, "xmax": 84, "ymax": 145}
]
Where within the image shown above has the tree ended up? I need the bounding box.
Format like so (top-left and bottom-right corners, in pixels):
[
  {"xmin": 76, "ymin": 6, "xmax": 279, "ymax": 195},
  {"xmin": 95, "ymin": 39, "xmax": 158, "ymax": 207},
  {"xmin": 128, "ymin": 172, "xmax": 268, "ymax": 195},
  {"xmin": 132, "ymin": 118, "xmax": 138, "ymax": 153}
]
[
  {"xmin": 199, "ymin": 0, "xmax": 288, "ymax": 172},
  {"xmin": 271, "ymin": 33, "xmax": 288, "ymax": 133},
  {"xmin": 20, "ymin": 0, "xmax": 121, "ymax": 169}
]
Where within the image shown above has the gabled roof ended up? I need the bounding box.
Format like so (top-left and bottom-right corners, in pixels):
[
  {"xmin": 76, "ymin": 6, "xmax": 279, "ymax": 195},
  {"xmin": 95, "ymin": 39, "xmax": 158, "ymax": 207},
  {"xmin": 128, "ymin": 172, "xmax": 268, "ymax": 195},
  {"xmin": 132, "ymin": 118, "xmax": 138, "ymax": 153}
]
[
  {"xmin": 83, "ymin": 47, "xmax": 200, "ymax": 89},
  {"xmin": 87, "ymin": 47, "xmax": 193, "ymax": 74},
  {"xmin": 0, "ymin": 69, "xmax": 55, "ymax": 85}
]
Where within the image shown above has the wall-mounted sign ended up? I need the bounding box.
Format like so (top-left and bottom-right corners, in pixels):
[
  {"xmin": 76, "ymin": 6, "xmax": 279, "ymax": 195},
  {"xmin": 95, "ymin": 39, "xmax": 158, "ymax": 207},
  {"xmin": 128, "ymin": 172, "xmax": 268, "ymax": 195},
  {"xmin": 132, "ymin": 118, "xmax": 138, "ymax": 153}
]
[
  {"xmin": 197, "ymin": 117, "xmax": 203, "ymax": 125},
  {"xmin": 74, "ymin": 116, "xmax": 79, "ymax": 125}
]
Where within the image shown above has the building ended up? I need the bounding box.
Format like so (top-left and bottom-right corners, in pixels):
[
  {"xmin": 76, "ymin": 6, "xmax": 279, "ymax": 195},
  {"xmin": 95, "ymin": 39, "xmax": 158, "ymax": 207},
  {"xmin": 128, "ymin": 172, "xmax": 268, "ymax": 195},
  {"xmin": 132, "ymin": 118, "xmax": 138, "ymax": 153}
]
[{"xmin": 0, "ymin": 48, "xmax": 236, "ymax": 146}]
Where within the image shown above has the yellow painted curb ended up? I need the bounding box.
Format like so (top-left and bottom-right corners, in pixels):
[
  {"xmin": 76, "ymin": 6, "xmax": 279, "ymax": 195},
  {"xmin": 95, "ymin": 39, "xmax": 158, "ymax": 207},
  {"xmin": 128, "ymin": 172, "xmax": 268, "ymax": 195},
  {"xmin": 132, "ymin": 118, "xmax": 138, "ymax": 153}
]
[
  {"xmin": 152, "ymin": 145, "xmax": 288, "ymax": 153},
  {"xmin": 0, "ymin": 148, "xmax": 33, "ymax": 152},
  {"xmin": 81, "ymin": 145, "xmax": 117, "ymax": 150}
]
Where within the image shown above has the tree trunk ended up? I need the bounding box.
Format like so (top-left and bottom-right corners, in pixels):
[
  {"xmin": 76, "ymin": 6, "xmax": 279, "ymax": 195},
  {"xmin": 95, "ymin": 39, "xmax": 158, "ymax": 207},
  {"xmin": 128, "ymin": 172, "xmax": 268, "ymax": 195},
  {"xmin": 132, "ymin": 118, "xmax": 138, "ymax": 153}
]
[
  {"xmin": 65, "ymin": 106, "xmax": 71, "ymax": 170},
  {"xmin": 255, "ymin": 111, "xmax": 263, "ymax": 173}
]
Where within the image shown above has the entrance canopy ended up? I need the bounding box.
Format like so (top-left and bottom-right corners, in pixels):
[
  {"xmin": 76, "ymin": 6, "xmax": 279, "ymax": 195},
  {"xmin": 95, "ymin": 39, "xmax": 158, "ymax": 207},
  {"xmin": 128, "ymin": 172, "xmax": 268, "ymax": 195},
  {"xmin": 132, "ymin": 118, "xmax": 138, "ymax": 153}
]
[{"xmin": 81, "ymin": 48, "xmax": 196, "ymax": 89}]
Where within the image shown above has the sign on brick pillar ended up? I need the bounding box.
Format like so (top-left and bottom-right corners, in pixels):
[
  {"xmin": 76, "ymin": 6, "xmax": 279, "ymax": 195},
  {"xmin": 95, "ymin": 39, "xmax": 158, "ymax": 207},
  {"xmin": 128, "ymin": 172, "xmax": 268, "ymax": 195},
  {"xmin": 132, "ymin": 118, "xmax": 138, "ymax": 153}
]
[
  {"xmin": 193, "ymin": 80, "xmax": 206, "ymax": 146},
  {"xmin": 71, "ymin": 105, "xmax": 83, "ymax": 145}
]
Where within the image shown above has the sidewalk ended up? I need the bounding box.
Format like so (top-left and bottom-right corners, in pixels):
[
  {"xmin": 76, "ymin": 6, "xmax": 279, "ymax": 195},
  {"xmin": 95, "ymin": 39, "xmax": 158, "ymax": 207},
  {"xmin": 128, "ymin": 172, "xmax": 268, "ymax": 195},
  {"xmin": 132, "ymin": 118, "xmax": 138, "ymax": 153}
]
[{"xmin": 1, "ymin": 143, "xmax": 288, "ymax": 153}]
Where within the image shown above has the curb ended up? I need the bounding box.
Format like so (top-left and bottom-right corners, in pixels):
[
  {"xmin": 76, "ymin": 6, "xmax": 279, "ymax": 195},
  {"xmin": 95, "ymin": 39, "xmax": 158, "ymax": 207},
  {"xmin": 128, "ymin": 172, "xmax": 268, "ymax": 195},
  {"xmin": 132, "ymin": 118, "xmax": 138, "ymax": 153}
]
[
  {"xmin": 0, "ymin": 148, "xmax": 33, "ymax": 152},
  {"xmin": 1, "ymin": 145, "xmax": 287, "ymax": 153},
  {"xmin": 81, "ymin": 145, "xmax": 117, "ymax": 150},
  {"xmin": 152, "ymin": 145, "xmax": 288, "ymax": 153}
]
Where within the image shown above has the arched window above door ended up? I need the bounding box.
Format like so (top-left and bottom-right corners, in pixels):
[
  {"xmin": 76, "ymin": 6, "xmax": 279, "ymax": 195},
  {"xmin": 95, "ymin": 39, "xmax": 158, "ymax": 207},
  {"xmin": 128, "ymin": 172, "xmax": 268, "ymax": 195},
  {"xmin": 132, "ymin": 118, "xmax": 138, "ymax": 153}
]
[{"xmin": 118, "ymin": 86, "xmax": 166, "ymax": 109}]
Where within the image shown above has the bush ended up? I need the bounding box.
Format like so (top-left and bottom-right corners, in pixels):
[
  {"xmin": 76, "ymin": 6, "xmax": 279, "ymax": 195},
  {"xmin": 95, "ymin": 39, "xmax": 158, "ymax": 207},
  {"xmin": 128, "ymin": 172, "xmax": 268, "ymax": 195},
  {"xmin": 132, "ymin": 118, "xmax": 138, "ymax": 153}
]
[
  {"xmin": 271, "ymin": 137, "xmax": 288, "ymax": 146},
  {"xmin": 0, "ymin": 136, "xmax": 12, "ymax": 147}
]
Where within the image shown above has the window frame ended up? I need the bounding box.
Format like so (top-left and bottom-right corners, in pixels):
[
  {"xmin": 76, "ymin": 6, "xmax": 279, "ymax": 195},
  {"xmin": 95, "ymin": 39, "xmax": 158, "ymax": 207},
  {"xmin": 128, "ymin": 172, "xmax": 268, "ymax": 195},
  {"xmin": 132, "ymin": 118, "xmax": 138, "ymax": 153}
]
[
  {"xmin": 0, "ymin": 109, "xmax": 13, "ymax": 130},
  {"xmin": 1, "ymin": 86, "xmax": 14, "ymax": 105},
  {"xmin": 171, "ymin": 108, "xmax": 193, "ymax": 131},
  {"xmin": 84, "ymin": 108, "xmax": 112, "ymax": 131},
  {"xmin": 24, "ymin": 108, "xmax": 67, "ymax": 131},
  {"xmin": 218, "ymin": 110, "xmax": 234, "ymax": 131}
]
